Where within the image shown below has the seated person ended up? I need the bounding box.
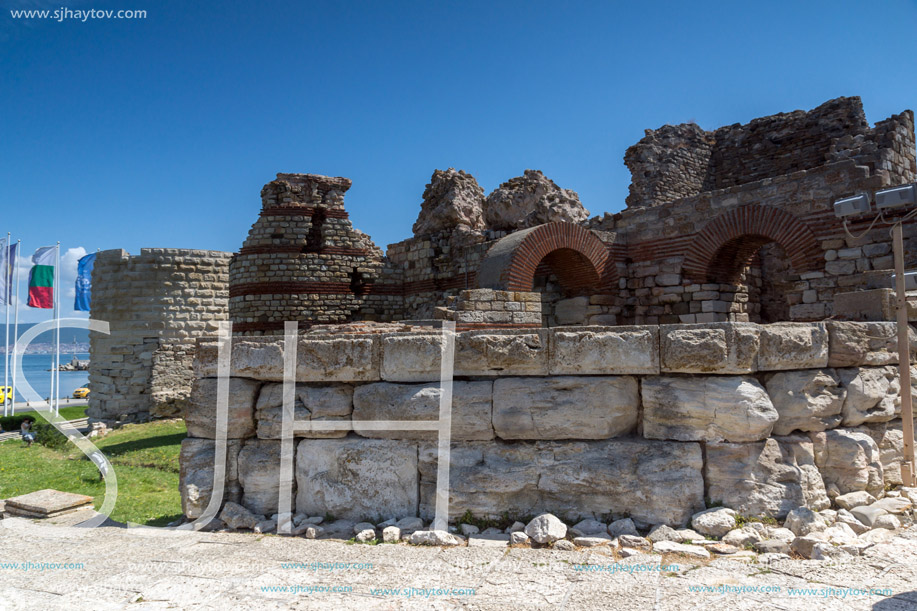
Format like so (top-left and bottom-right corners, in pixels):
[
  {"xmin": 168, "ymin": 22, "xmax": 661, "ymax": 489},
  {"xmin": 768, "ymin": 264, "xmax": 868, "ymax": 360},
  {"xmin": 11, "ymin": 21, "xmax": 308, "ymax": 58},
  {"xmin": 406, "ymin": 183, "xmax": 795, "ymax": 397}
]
[{"xmin": 21, "ymin": 418, "xmax": 35, "ymax": 447}]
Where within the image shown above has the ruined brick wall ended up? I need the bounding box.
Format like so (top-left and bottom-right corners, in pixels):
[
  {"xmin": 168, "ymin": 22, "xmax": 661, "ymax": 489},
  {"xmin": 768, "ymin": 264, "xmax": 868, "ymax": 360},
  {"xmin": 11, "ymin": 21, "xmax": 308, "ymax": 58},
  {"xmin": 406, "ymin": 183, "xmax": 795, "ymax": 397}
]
[
  {"xmin": 229, "ymin": 174, "xmax": 385, "ymax": 335},
  {"xmin": 624, "ymin": 97, "xmax": 915, "ymax": 209},
  {"xmin": 88, "ymin": 248, "xmax": 230, "ymax": 424}
]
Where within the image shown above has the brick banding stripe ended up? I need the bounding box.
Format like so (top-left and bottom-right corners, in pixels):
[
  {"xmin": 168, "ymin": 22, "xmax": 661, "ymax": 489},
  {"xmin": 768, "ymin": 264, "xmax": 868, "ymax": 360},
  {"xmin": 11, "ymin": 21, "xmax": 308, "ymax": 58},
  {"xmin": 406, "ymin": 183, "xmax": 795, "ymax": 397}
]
[
  {"xmin": 682, "ymin": 204, "xmax": 822, "ymax": 283},
  {"xmin": 237, "ymin": 246, "xmax": 368, "ymax": 256},
  {"xmin": 231, "ymin": 281, "xmax": 390, "ymax": 298},
  {"xmin": 260, "ymin": 206, "xmax": 350, "ymax": 219}
]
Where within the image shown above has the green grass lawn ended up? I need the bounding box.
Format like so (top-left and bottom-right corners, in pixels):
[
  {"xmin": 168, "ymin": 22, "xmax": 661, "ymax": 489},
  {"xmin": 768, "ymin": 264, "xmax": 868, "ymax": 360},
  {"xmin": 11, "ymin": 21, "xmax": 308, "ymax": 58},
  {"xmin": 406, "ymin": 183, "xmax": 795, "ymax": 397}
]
[{"xmin": 0, "ymin": 419, "xmax": 185, "ymax": 527}]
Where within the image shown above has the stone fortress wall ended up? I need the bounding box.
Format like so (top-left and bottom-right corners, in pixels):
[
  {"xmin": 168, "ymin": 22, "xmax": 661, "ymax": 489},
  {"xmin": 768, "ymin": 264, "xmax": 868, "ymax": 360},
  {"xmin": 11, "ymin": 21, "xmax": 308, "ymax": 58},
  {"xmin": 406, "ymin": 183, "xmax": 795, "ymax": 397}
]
[
  {"xmin": 180, "ymin": 321, "xmax": 917, "ymax": 527},
  {"xmin": 87, "ymin": 248, "xmax": 231, "ymax": 423}
]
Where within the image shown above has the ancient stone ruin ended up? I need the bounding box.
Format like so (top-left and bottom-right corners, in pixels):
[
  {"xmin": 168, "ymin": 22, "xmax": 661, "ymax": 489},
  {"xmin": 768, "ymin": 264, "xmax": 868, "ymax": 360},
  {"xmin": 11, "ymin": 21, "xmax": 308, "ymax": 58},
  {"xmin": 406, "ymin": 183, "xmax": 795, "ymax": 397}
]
[{"xmin": 86, "ymin": 96, "xmax": 917, "ymax": 536}]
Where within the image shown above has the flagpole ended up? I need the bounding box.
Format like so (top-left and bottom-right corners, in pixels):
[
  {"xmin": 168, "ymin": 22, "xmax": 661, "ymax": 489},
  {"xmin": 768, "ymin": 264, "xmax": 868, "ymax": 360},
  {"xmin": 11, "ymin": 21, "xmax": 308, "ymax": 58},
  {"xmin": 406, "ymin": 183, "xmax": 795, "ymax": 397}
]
[
  {"xmin": 11, "ymin": 240, "xmax": 20, "ymax": 417},
  {"xmin": 54, "ymin": 242, "xmax": 61, "ymax": 416},
  {"xmin": 3, "ymin": 233, "xmax": 9, "ymax": 418}
]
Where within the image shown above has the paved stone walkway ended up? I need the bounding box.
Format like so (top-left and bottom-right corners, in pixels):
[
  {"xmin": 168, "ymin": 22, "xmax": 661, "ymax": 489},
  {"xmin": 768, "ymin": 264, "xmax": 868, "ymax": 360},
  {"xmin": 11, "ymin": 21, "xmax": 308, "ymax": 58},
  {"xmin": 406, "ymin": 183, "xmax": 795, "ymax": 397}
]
[{"xmin": 1, "ymin": 514, "xmax": 916, "ymax": 610}]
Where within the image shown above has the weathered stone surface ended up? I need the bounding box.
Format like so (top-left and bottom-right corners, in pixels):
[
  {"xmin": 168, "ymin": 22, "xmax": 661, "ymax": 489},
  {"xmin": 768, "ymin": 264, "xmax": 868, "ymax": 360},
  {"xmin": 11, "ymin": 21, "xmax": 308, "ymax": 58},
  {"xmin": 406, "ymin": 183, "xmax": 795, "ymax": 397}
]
[
  {"xmin": 810, "ymin": 429, "xmax": 884, "ymax": 498},
  {"xmin": 617, "ymin": 535, "xmax": 651, "ymax": 549},
  {"xmin": 352, "ymin": 381, "xmax": 493, "ymax": 440},
  {"xmin": 691, "ymin": 508, "xmax": 736, "ymax": 537},
  {"xmin": 553, "ymin": 540, "xmax": 576, "ymax": 551},
  {"xmin": 198, "ymin": 338, "xmax": 380, "ymax": 382},
  {"xmin": 3, "ymin": 489, "xmax": 93, "ymax": 517},
  {"xmin": 826, "ymin": 321, "xmax": 917, "ymax": 367},
  {"xmin": 785, "ymin": 507, "xmax": 827, "ymax": 536},
  {"xmin": 722, "ymin": 527, "xmax": 762, "ymax": 547},
  {"xmin": 484, "ymin": 170, "xmax": 589, "ymax": 231},
  {"xmin": 185, "ymin": 377, "xmax": 259, "ymax": 439},
  {"xmin": 850, "ymin": 505, "xmax": 888, "ymax": 528},
  {"xmin": 608, "ymin": 518, "xmax": 638, "ymax": 537},
  {"xmin": 651, "ymin": 540, "xmax": 711, "ymax": 559},
  {"xmin": 413, "ymin": 168, "xmax": 486, "ymax": 236},
  {"xmin": 757, "ymin": 323, "xmax": 828, "ymax": 370},
  {"xmin": 834, "ymin": 491, "xmax": 876, "ymax": 510},
  {"xmin": 755, "ymin": 540, "xmax": 791, "ymax": 554},
  {"xmin": 871, "ymin": 496, "xmax": 912, "ymax": 514},
  {"xmin": 238, "ymin": 439, "xmax": 289, "ymax": 516},
  {"xmin": 836, "ymin": 509, "xmax": 869, "ymax": 534},
  {"xmin": 524, "ymin": 513, "xmax": 567, "ymax": 544},
  {"xmin": 659, "ymin": 323, "xmax": 759, "ymax": 373},
  {"xmin": 510, "ymin": 531, "xmax": 530, "ymax": 545},
  {"xmin": 765, "ymin": 369, "xmax": 845, "ymax": 435},
  {"xmin": 642, "ymin": 376, "xmax": 777, "ymax": 442},
  {"xmin": 179, "ymin": 437, "xmax": 242, "ymax": 520},
  {"xmin": 571, "ymin": 519, "xmax": 607, "ymax": 536},
  {"xmin": 838, "ymin": 367, "xmax": 900, "ymax": 426},
  {"xmin": 255, "ymin": 383, "xmax": 353, "ymax": 439},
  {"xmin": 873, "ymin": 514, "xmax": 901, "ymax": 530},
  {"xmin": 647, "ymin": 525, "xmax": 682, "ymax": 543},
  {"xmin": 454, "ymin": 331, "xmax": 549, "ymax": 377},
  {"xmin": 381, "ymin": 334, "xmax": 445, "ymax": 382},
  {"xmin": 550, "ymin": 327, "xmax": 660, "ymax": 375},
  {"xmin": 492, "ymin": 376, "xmax": 638, "ymax": 440},
  {"xmin": 705, "ymin": 436, "xmax": 829, "ymax": 518},
  {"xmin": 419, "ymin": 439, "xmax": 704, "ymax": 526},
  {"xmin": 854, "ymin": 419, "xmax": 912, "ymax": 487},
  {"xmin": 573, "ymin": 534, "xmax": 613, "ymax": 547},
  {"xmin": 408, "ymin": 530, "xmax": 461, "ymax": 546},
  {"xmin": 382, "ymin": 526, "xmax": 401, "ymax": 543},
  {"xmin": 220, "ymin": 502, "xmax": 262, "ymax": 530},
  {"xmin": 553, "ymin": 297, "xmax": 589, "ymax": 325},
  {"xmin": 296, "ymin": 438, "xmax": 418, "ymax": 521}
]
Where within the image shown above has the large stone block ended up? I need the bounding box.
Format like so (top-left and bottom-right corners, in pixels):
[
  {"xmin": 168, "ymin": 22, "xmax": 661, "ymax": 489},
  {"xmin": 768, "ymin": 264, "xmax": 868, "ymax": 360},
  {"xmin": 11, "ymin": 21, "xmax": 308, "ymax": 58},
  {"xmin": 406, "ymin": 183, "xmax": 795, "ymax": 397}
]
[
  {"xmin": 454, "ymin": 331, "xmax": 549, "ymax": 376},
  {"xmin": 827, "ymin": 321, "xmax": 917, "ymax": 367},
  {"xmin": 757, "ymin": 323, "xmax": 829, "ymax": 370},
  {"xmin": 238, "ymin": 439, "xmax": 289, "ymax": 516},
  {"xmin": 660, "ymin": 323, "xmax": 760, "ymax": 373},
  {"xmin": 296, "ymin": 438, "xmax": 418, "ymax": 521},
  {"xmin": 765, "ymin": 369, "xmax": 845, "ymax": 435},
  {"xmin": 838, "ymin": 366, "xmax": 901, "ymax": 426},
  {"xmin": 854, "ymin": 419, "xmax": 913, "ymax": 487},
  {"xmin": 195, "ymin": 337, "xmax": 380, "ymax": 382},
  {"xmin": 418, "ymin": 439, "xmax": 705, "ymax": 527},
  {"xmin": 185, "ymin": 377, "xmax": 259, "ymax": 439},
  {"xmin": 642, "ymin": 376, "xmax": 778, "ymax": 442},
  {"xmin": 352, "ymin": 381, "xmax": 493, "ymax": 440},
  {"xmin": 179, "ymin": 438, "xmax": 242, "ymax": 519},
  {"xmin": 492, "ymin": 376, "xmax": 637, "ymax": 440},
  {"xmin": 809, "ymin": 429, "xmax": 884, "ymax": 499},
  {"xmin": 550, "ymin": 326, "xmax": 659, "ymax": 375},
  {"xmin": 705, "ymin": 436, "xmax": 830, "ymax": 519},
  {"xmin": 255, "ymin": 383, "xmax": 353, "ymax": 439},
  {"xmin": 381, "ymin": 334, "xmax": 443, "ymax": 382}
]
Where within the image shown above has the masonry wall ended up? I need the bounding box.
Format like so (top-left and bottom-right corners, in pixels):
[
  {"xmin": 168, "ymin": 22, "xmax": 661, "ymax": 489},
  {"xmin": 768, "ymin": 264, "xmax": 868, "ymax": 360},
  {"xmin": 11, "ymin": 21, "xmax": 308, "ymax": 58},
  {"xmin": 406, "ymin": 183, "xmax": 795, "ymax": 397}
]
[
  {"xmin": 88, "ymin": 248, "xmax": 231, "ymax": 423},
  {"xmin": 180, "ymin": 321, "xmax": 917, "ymax": 527}
]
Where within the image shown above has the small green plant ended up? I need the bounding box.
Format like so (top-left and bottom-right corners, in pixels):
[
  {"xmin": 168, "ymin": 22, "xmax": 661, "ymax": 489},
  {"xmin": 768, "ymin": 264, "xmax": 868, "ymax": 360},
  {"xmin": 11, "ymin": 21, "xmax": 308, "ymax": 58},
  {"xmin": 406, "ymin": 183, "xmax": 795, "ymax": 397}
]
[
  {"xmin": 735, "ymin": 514, "xmax": 778, "ymax": 528},
  {"xmin": 323, "ymin": 512, "xmax": 337, "ymax": 523},
  {"xmin": 34, "ymin": 423, "xmax": 70, "ymax": 450}
]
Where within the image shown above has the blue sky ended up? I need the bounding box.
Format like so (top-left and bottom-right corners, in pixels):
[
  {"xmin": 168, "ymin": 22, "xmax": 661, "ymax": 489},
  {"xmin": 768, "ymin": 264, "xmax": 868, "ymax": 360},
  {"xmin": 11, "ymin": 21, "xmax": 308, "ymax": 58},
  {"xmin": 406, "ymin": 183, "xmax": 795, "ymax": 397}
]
[{"xmin": 2, "ymin": 0, "xmax": 917, "ymax": 322}]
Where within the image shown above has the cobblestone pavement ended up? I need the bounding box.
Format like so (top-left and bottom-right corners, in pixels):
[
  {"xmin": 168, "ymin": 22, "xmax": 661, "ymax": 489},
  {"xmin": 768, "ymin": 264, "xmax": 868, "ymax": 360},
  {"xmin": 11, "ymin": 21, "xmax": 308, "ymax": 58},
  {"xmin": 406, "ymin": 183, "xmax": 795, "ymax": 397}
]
[{"xmin": 1, "ymin": 514, "xmax": 916, "ymax": 610}]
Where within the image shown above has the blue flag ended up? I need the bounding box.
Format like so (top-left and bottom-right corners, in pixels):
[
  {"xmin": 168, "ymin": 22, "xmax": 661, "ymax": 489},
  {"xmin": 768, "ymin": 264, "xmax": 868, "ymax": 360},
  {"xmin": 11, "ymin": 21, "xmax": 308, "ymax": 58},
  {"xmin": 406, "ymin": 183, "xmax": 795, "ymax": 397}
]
[
  {"xmin": 0, "ymin": 239, "xmax": 16, "ymax": 306},
  {"xmin": 75, "ymin": 253, "xmax": 96, "ymax": 312}
]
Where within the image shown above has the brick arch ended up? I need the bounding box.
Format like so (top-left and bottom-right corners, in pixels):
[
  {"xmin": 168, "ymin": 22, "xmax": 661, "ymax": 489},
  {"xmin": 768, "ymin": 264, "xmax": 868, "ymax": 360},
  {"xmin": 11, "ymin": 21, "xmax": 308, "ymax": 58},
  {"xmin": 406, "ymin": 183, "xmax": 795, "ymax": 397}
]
[
  {"xmin": 682, "ymin": 204, "xmax": 822, "ymax": 283},
  {"xmin": 476, "ymin": 222, "xmax": 617, "ymax": 292}
]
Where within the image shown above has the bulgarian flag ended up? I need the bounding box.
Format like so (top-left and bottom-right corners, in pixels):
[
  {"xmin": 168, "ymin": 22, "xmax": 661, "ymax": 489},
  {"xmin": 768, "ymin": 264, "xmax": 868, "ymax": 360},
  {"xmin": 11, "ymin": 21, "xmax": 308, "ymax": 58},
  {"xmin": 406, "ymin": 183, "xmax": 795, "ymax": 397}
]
[{"xmin": 28, "ymin": 246, "xmax": 56, "ymax": 309}]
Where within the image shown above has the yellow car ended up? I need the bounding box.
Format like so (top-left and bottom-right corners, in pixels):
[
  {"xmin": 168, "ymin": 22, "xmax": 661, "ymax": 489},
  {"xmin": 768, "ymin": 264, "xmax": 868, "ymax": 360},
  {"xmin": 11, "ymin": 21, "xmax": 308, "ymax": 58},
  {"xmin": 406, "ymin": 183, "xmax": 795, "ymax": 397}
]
[
  {"xmin": 73, "ymin": 385, "xmax": 90, "ymax": 399},
  {"xmin": 0, "ymin": 386, "xmax": 10, "ymax": 405}
]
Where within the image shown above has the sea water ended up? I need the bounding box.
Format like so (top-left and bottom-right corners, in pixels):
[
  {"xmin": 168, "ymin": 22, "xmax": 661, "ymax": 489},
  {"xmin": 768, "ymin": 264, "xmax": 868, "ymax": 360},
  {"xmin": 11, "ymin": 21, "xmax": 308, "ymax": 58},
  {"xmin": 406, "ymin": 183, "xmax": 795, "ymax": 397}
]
[{"xmin": 1, "ymin": 353, "xmax": 90, "ymax": 402}]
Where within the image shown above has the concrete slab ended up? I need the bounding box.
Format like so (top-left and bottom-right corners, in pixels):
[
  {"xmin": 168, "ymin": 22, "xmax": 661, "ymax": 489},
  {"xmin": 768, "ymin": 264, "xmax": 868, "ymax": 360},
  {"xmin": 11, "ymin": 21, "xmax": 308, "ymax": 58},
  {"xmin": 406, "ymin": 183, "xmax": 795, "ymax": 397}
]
[{"xmin": 4, "ymin": 489, "xmax": 93, "ymax": 518}]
